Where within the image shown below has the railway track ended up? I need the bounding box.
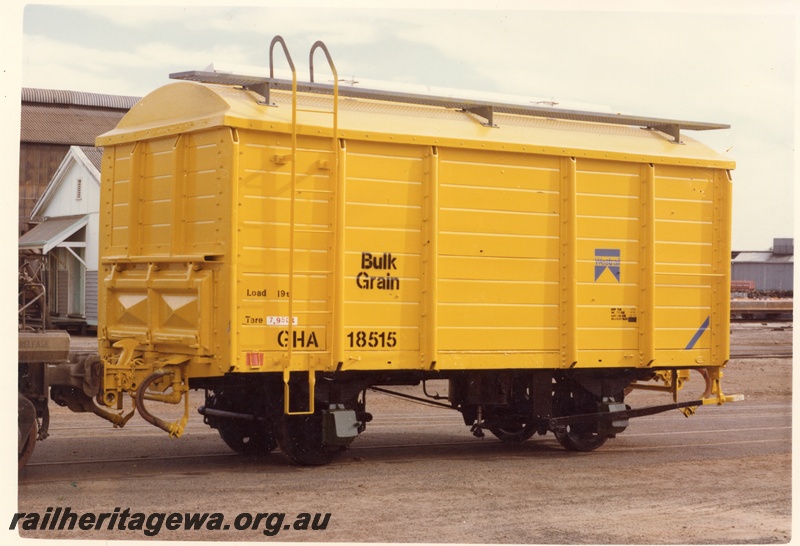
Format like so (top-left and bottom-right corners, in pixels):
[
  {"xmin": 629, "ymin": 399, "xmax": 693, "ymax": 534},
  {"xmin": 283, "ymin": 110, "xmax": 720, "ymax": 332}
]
[
  {"xmin": 23, "ymin": 402, "xmax": 790, "ymax": 470},
  {"xmin": 24, "ymin": 324, "xmax": 791, "ymax": 471},
  {"xmin": 729, "ymin": 323, "xmax": 792, "ymax": 359},
  {"xmin": 28, "ymin": 433, "xmax": 792, "ymax": 469},
  {"xmin": 730, "ymin": 299, "xmax": 793, "ymax": 321},
  {"xmin": 730, "ymin": 353, "xmax": 792, "ymax": 359},
  {"xmin": 19, "ymin": 401, "xmax": 791, "ymax": 544}
]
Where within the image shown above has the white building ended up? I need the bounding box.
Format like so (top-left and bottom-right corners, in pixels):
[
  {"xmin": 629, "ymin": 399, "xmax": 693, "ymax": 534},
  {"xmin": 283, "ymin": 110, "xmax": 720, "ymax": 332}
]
[{"xmin": 19, "ymin": 146, "xmax": 102, "ymax": 330}]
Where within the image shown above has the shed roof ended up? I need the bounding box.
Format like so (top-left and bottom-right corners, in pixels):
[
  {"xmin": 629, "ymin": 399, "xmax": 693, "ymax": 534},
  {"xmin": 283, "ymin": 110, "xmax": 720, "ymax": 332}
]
[
  {"xmin": 732, "ymin": 252, "xmax": 794, "ymax": 264},
  {"xmin": 79, "ymin": 146, "xmax": 103, "ymax": 171},
  {"xmin": 21, "ymin": 88, "xmax": 139, "ymax": 146},
  {"xmin": 19, "ymin": 214, "xmax": 89, "ymax": 254},
  {"xmin": 22, "ymin": 88, "xmax": 140, "ymax": 109}
]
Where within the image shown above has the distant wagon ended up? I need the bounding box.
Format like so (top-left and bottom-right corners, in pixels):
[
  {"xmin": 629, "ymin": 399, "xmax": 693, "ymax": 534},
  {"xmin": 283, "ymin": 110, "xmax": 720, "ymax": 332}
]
[{"xmin": 21, "ymin": 37, "xmax": 741, "ymax": 466}]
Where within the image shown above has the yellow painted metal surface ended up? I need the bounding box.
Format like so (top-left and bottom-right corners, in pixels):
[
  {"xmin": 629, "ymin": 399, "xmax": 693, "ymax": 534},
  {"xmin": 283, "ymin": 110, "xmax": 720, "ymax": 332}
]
[{"xmin": 96, "ymin": 81, "xmax": 733, "ymax": 390}]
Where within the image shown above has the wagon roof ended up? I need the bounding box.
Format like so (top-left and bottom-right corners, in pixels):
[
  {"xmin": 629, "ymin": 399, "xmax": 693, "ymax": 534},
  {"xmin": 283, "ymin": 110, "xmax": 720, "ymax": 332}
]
[{"xmin": 97, "ymin": 79, "xmax": 734, "ymax": 169}]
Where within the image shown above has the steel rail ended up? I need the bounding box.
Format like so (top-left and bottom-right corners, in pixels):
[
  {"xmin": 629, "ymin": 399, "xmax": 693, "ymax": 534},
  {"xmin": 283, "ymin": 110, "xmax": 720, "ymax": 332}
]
[{"xmin": 22, "ymin": 433, "xmax": 790, "ymax": 471}]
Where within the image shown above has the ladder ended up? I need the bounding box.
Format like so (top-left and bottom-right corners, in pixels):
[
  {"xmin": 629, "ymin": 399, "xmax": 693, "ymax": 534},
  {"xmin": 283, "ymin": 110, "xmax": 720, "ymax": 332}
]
[{"xmin": 269, "ymin": 37, "xmax": 340, "ymax": 415}]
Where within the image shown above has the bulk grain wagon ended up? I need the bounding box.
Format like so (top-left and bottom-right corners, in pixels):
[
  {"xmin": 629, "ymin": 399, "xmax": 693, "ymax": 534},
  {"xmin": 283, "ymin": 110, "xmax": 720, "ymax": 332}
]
[{"xmin": 27, "ymin": 38, "xmax": 742, "ymax": 466}]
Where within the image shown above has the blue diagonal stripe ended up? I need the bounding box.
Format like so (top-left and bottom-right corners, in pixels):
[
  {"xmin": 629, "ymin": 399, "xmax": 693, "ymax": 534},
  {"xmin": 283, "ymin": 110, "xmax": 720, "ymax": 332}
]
[{"xmin": 684, "ymin": 316, "xmax": 711, "ymax": 350}]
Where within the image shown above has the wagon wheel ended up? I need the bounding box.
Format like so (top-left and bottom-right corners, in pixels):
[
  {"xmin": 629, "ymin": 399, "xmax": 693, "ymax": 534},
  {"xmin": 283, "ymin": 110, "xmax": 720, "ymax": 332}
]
[
  {"xmin": 18, "ymin": 420, "xmax": 36, "ymax": 469},
  {"xmin": 217, "ymin": 420, "xmax": 277, "ymax": 456},
  {"xmin": 554, "ymin": 422, "xmax": 608, "ymax": 452},
  {"xmin": 488, "ymin": 384, "xmax": 537, "ymax": 443},
  {"xmin": 552, "ymin": 379, "xmax": 609, "ymax": 452},
  {"xmin": 489, "ymin": 422, "xmax": 537, "ymax": 443},
  {"xmin": 275, "ymin": 410, "xmax": 346, "ymax": 466},
  {"xmin": 18, "ymin": 396, "xmax": 37, "ymax": 469}
]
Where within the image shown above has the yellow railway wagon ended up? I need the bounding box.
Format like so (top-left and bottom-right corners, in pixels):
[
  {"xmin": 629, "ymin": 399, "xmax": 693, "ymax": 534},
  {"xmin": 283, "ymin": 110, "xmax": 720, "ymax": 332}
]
[{"xmin": 84, "ymin": 38, "xmax": 740, "ymax": 464}]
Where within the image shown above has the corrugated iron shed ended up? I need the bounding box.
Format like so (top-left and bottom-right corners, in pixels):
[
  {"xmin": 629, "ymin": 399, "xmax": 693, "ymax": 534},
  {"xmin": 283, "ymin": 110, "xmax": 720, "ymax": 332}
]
[
  {"xmin": 731, "ymin": 238, "xmax": 794, "ymax": 292},
  {"xmin": 732, "ymin": 252, "xmax": 794, "ymax": 264},
  {"xmin": 773, "ymin": 238, "xmax": 794, "ymax": 255},
  {"xmin": 22, "ymin": 88, "xmax": 139, "ymax": 109},
  {"xmin": 20, "ymin": 89, "xmax": 138, "ymax": 234},
  {"xmin": 21, "ymin": 88, "xmax": 139, "ymax": 146}
]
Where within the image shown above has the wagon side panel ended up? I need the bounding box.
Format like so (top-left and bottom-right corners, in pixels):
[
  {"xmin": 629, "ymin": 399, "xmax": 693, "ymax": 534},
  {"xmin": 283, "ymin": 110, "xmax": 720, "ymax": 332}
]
[
  {"xmin": 436, "ymin": 148, "xmax": 562, "ymax": 368},
  {"xmin": 231, "ymin": 130, "xmax": 337, "ymax": 372},
  {"xmin": 573, "ymin": 158, "xmax": 643, "ymax": 366},
  {"xmin": 652, "ymin": 164, "xmax": 731, "ymax": 367},
  {"xmin": 340, "ymin": 140, "xmax": 426, "ymax": 371}
]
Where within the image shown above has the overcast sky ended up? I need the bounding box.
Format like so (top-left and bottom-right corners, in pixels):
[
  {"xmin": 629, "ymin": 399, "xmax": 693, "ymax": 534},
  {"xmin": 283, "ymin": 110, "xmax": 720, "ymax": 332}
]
[{"xmin": 4, "ymin": 1, "xmax": 797, "ymax": 251}]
